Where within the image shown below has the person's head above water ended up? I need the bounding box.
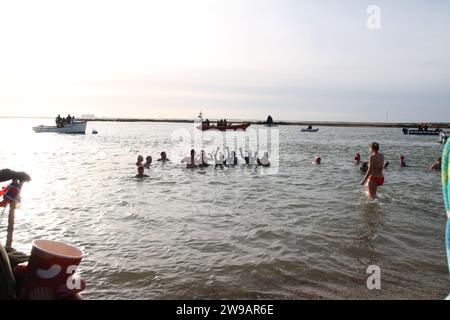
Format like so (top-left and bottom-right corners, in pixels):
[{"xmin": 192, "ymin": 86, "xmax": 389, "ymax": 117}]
[
  {"xmin": 314, "ymin": 156, "xmax": 321, "ymax": 164},
  {"xmin": 360, "ymin": 162, "xmax": 368, "ymax": 173},
  {"xmin": 160, "ymin": 152, "xmax": 167, "ymax": 159},
  {"xmin": 355, "ymin": 153, "xmax": 361, "ymax": 161},
  {"xmin": 137, "ymin": 155, "xmax": 144, "ymax": 163},
  {"xmin": 137, "ymin": 165, "xmax": 144, "ymax": 174},
  {"xmin": 370, "ymin": 142, "xmax": 380, "ymax": 153},
  {"xmin": 145, "ymin": 156, "xmax": 152, "ymax": 163},
  {"xmin": 400, "ymin": 155, "xmax": 407, "ymax": 166}
]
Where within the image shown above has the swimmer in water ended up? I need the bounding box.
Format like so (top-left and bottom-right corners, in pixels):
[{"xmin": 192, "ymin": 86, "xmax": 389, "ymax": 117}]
[
  {"xmin": 197, "ymin": 149, "xmax": 212, "ymax": 167},
  {"xmin": 400, "ymin": 155, "xmax": 407, "ymax": 167},
  {"xmin": 181, "ymin": 149, "xmax": 197, "ymax": 168},
  {"xmin": 360, "ymin": 142, "xmax": 385, "ymax": 200},
  {"xmin": 143, "ymin": 156, "xmax": 152, "ymax": 168},
  {"xmin": 210, "ymin": 147, "xmax": 225, "ymax": 168},
  {"xmin": 135, "ymin": 165, "xmax": 148, "ymax": 178},
  {"xmin": 430, "ymin": 156, "xmax": 442, "ymax": 171},
  {"xmin": 313, "ymin": 155, "xmax": 321, "ymax": 165},
  {"xmin": 360, "ymin": 162, "xmax": 368, "ymax": 174},
  {"xmin": 136, "ymin": 155, "xmax": 144, "ymax": 167},
  {"xmin": 384, "ymin": 161, "xmax": 390, "ymax": 169},
  {"xmin": 239, "ymin": 147, "xmax": 257, "ymax": 165},
  {"xmin": 354, "ymin": 153, "xmax": 361, "ymax": 163},
  {"xmin": 157, "ymin": 151, "xmax": 170, "ymax": 162},
  {"xmin": 224, "ymin": 147, "xmax": 238, "ymax": 166},
  {"xmin": 257, "ymin": 152, "xmax": 271, "ymax": 166}
]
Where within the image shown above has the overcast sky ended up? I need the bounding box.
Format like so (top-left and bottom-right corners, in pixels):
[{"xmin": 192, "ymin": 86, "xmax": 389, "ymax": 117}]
[{"xmin": 0, "ymin": 0, "xmax": 449, "ymax": 122}]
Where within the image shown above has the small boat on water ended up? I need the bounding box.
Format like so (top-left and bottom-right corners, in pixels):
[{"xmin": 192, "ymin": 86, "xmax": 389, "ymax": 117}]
[
  {"xmin": 33, "ymin": 121, "xmax": 87, "ymax": 134},
  {"xmin": 301, "ymin": 128, "xmax": 319, "ymax": 132},
  {"xmin": 197, "ymin": 123, "xmax": 251, "ymax": 131},
  {"xmin": 402, "ymin": 128, "xmax": 443, "ymax": 136},
  {"xmin": 196, "ymin": 112, "xmax": 251, "ymax": 131}
]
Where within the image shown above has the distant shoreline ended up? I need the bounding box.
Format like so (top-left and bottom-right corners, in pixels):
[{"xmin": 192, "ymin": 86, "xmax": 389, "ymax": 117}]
[
  {"xmin": 80, "ymin": 118, "xmax": 450, "ymax": 129},
  {"xmin": 1, "ymin": 116, "xmax": 449, "ymax": 128}
]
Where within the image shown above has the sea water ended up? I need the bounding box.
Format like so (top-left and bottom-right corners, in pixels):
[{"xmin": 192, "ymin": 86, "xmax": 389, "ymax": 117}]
[{"xmin": 0, "ymin": 118, "xmax": 448, "ymax": 299}]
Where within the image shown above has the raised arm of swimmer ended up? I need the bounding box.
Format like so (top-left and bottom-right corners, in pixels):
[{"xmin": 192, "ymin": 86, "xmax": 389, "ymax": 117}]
[{"xmin": 239, "ymin": 147, "xmax": 245, "ymax": 160}]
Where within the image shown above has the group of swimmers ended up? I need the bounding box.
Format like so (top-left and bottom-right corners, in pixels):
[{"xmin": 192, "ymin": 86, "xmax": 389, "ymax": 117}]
[
  {"xmin": 134, "ymin": 142, "xmax": 443, "ymax": 200},
  {"xmin": 181, "ymin": 147, "xmax": 270, "ymax": 169},
  {"xmin": 134, "ymin": 147, "xmax": 271, "ymax": 177},
  {"xmin": 352, "ymin": 143, "xmax": 442, "ymax": 199},
  {"xmin": 135, "ymin": 152, "xmax": 170, "ymax": 177},
  {"xmin": 355, "ymin": 152, "xmax": 441, "ymax": 172}
]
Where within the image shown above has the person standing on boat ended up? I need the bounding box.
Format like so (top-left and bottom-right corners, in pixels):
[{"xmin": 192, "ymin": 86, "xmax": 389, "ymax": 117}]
[
  {"xmin": 55, "ymin": 115, "xmax": 62, "ymax": 127},
  {"xmin": 181, "ymin": 149, "xmax": 197, "ymax": 168},
  {"xmin": 308, "ymin": 124, "xmax": 313, "ymax": 130},
  {"xmin": 225, "ymin": 147, "xmax": 238, "ymax": 165},
  {"xmin": 360, "ymin": 142, "xmax": 385, "ymax": 200},
  {"xmin": 66, "ymin": 114, "xmax": 72, "ymax": 125}
]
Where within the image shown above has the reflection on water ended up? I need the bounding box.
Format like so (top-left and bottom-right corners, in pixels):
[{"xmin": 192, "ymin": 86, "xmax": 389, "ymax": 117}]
[{"xmin": 0, "ymin": 118, "xmax": 448, "ymax": 299}]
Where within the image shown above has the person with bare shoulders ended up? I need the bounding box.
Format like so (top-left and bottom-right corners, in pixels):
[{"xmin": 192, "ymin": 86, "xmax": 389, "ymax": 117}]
[
  {"xmin": 181, "ymin": 149, "xmax": 197, "ymax": 169},
  {"xmin": 135, "ymin": 165, "xmax": 148, "ymax": 178},
  {"xmin": 360, "ymin": 142, "xmax": 384, "ymax": 199},
  {"xmin": 143, "ymin": 156, "xmax": 152, "ymax": 168},
  {"xmin": 157, "ymin": 151, "xmax": 170, "ymax": 162},
  {"xmin": 136, "ymin": 155, "xmax": 144, "ymax": 167}
]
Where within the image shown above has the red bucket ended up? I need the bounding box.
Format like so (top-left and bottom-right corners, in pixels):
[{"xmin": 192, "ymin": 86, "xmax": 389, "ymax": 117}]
[{"xmin": 23, "ymin": 240, "xmax": 84, "ymax": 300}]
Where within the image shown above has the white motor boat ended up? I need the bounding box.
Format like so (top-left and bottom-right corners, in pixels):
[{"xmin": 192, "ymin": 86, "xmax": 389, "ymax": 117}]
[{"xmin": 32, "ymin": 121, "xmax": 87, "ymax": 134}]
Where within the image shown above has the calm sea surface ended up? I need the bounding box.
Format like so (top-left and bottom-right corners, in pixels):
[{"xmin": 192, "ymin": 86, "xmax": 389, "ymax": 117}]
[{"xmin": 0, "ymin": 118, "xmax": 448, "ymax": 299}]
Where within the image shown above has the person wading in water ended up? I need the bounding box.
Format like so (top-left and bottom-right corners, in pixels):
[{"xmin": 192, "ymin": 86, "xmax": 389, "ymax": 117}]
[{"xmin": 360, "ymin": 142, "xmax": 385, "ymax": 200}]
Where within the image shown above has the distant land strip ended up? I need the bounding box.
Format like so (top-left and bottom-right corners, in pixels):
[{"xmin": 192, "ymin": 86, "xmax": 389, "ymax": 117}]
[
  {"xmin": 79, "ymin": 117, "xmax": 450, "ymax": 129},
  {"xmin": 0, "ymin": 116, "xmax": 448, "ymax": 128}
]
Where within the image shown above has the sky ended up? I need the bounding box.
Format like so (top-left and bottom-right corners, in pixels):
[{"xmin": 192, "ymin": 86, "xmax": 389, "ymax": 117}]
[{"xmin": 0, "ymin": 0, "xmax": 449, "ymax": 122}]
